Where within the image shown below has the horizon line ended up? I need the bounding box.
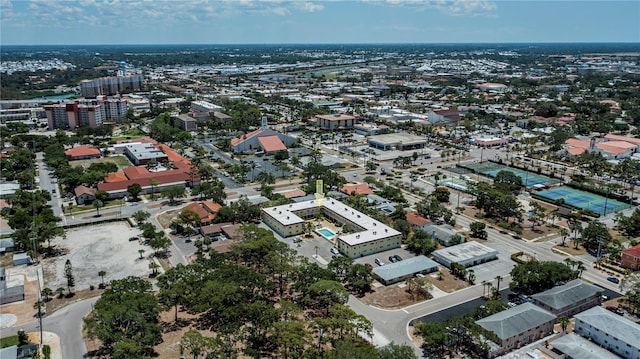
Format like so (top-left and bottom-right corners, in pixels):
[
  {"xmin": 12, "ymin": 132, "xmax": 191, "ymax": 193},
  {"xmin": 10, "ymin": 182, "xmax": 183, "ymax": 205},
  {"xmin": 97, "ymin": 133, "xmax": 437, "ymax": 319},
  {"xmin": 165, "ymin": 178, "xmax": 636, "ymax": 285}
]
[{"xmin": 3, "ymin": 41, "xmax": 640, "ymax": 47}]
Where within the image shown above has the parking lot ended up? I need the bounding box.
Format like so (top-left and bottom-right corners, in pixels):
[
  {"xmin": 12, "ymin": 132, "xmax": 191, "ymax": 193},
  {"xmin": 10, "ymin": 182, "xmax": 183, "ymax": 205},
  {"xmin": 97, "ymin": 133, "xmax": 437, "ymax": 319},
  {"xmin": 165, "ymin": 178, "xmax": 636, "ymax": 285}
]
[{"xmin": 42, "ymin": 222, "xmax": 153, "ymax": 291}]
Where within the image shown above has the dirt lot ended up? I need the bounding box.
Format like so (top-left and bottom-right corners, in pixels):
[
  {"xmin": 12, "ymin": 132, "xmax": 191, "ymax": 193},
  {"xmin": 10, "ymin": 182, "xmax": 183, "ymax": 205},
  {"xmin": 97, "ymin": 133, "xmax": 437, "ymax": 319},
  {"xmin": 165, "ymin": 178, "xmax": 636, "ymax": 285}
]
[{"xmin": 42, "ymin": 222, "xmax": 153, "ymax": 291}]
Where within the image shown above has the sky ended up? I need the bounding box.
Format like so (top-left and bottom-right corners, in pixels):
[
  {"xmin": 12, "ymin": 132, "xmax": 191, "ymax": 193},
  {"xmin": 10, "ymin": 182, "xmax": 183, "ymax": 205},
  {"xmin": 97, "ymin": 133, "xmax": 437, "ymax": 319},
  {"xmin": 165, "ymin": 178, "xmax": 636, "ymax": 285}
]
[{"xmin": 1, "ymin": 0, "xmax": 639, "ymax": 45}]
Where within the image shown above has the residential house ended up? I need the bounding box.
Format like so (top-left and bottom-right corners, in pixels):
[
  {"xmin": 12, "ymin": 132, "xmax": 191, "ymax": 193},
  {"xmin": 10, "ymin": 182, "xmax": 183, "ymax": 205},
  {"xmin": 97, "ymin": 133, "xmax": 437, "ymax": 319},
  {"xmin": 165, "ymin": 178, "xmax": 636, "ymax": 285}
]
[
  {"xmin": 74, "ymin": 185, "xmax": 96, "ymax": 205},
  {"xmin": 476, "ymin": 303, "xmax": 557, "ymax": 358},
  {"xmin": 429, "ymin": 224, "xmax": 466, "ymax": 247},
  {"xmin": 621, "ymin": 243, "xmax": 640, "ymax": 271},
  {"xmin": 0, "ymin": 238, "xmax": 14, "ymax": 254},
  {"xmin": 181, "ymin": 201, "xmax": 222, "ymax": 227},
  {"xmin": 531, "ymin": 279, "xmax": 602, "ymax": 317},
  {"xmin": 340, "ymin": 183, "xmax": 373, "ymax": 196},
  {"xmin": 574, "ymin": 306, "xmax": 640, "ymax": 359},
  {"xmin": 405, "ymin": 212, "xmax": 433, "ymax": 231}
]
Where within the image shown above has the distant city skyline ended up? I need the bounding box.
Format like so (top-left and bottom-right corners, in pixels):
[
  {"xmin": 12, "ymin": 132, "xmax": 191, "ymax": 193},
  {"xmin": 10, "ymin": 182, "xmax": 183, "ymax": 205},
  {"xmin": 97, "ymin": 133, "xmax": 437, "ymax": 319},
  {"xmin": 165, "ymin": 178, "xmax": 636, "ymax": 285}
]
[{"xmin": 1, "ymin": 0, "xmax": 638, "ymax": 46}]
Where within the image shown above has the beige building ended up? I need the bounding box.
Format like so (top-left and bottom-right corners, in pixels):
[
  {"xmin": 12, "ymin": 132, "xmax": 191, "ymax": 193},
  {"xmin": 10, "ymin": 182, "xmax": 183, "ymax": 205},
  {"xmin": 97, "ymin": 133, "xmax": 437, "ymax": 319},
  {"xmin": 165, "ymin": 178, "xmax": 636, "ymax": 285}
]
[
  {"xmin": 262, "ymin": 199, "xmax": 402, "ymax": 258},
  {"xmin": 476, "ymin": 303, "xmax": 556, "ymax": 358},
  {"xmin": 315, "ymin": 114, "xmax": 355, "ymax": 130}
]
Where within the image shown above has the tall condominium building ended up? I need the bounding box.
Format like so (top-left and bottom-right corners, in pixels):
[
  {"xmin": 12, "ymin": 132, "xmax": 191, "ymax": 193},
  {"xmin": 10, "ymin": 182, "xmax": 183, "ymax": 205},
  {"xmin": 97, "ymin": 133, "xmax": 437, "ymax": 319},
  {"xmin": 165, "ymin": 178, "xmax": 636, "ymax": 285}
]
[
  {"xmin": 45, "ymin": 97, "xmax": 128, "ymax": 130},
  {"xmin": 80, "ymin": 74, "xmax": 144, "ymax": 98}
]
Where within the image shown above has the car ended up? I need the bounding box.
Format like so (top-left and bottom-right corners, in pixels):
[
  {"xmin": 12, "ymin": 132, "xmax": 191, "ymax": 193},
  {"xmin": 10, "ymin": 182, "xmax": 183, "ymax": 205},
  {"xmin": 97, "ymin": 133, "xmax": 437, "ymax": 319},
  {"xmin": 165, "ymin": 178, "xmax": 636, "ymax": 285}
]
[
  {"xmin": 128, "ymin": 236, "xmax": 138, "ymax": 241},
  {"xmin": 330, "ymin": 247, "xmax": 339, "ymax": 255},
  {"xmin": 415, "ymin": 273, "xmax": 425, "ymax": 278},
  {"xmin": 393, "ymin": 255, "xmax": 403, "ymax": 262},
  {"xmin": 292, "ymin": 237, "xmax": 302, "ymax": 243},
  {"xmin": 51, "ymin": 189, "xmax": 56, "ymax": 193},
  {"xmin": 375, "ymin": 258, "xmax": 385, "ymax": 266},
  {"xmin": 388, "ymin": 256, "xmax": 397, "ymax": 263},
  {"xmin": 364, "ymin": 263, "xmax": 373, "ymax": 269},
  {"xmin": 606, "ymin": 306, "xmax": 624, "ymax": 316},
  {"xmin": 607, "ymin": 276, "xmax": 620, "ymax": 284}
]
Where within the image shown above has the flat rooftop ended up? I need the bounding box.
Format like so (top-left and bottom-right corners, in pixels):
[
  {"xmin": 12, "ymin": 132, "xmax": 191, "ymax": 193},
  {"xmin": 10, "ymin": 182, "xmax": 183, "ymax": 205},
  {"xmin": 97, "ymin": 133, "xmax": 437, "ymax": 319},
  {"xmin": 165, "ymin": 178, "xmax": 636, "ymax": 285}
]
[
  {"xmin": 368, "ymin": 133, "xmax": 426, "ymax": 146},
  {"xmin": 262, "ymin": 198, "xmax": 401, "ymax": 246},
  {"xmin": 372, "ymin": 256, "xmax": 439, "ymax": 282},
  {"xmin": 432, "ymin": 241, "xmax": 498, "ymax": 262}
]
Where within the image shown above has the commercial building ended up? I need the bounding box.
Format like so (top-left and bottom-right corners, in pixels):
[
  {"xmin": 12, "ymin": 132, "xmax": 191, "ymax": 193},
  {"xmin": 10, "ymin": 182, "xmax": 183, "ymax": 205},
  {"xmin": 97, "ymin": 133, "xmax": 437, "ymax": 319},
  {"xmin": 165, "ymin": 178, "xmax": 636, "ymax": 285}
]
[
  {"xmin": 476, "ymin": 303, "xmax": 557, "ymax": 358},
  {"xmin": 0, "ymin": 267, "xmax": 24, "ymax": 305},
  {"xmin": 262, "ymin": 198, "xmax": 402, "ymax": 258},
  {"xmin": 428, "ymin": 224, "xmax": 466, "ymax": 247},
  {"xmin": 175, "ymin": 114, "xmax": 198, "ymax": 131},
  {"xmin": 314, "ymin": 114, "xmax": 356, "ymax": 130},
  {"xmin": 80, "ymin": 74, "xmax": 144, "ymax": 97},
  {"xmin": 372, "ymin": 256, "xmax": 439, "ymax": 285},
  {"xmin": 123, "ymin": 143, "xmax": 169, "ymax": 166},
  {"xmin": 230, "ymin": 122, "xmax": 296, "ymax": 154},
  {"xmin": 431, "ymin": 241, "xmax": 498, "ymax": 268},
  {"xmin": 531, "ymin": 279, "xmax": 602, "ymax": 317},
  {"xmin": 191, "ymin": 100, "xmax": 223, "ymax": 113},
  {"xmin": 621, "ymin": 243, "xmax": 640, "ymax": 270},
  {"xmin": 367, "ymin": 133, "xmax": 427, "ymax": 151},
  {"xmin": 574, "ymin": 306, "xmax": 640, "ymax": 359},
  {"xmin": 427, "ymin": 108, "xmax": 461, "ymax": 128}
]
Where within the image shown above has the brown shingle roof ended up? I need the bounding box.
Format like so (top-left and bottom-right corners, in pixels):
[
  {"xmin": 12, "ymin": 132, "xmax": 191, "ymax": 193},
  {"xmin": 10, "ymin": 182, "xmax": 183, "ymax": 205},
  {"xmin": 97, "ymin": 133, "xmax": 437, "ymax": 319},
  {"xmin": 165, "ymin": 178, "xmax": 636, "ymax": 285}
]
[{"xmin": 65, "ymin": 145, "xmax": 101, "ymax": 158}]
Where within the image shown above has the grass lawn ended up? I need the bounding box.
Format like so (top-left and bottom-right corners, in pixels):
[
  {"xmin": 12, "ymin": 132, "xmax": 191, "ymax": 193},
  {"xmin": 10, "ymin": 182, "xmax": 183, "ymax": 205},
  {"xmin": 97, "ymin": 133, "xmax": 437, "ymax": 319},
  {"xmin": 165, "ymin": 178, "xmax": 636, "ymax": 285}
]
[
  {"xmin": 71, "ymin": 155, "xmax": 131, "ymax": 170},
  {"xmin": 0, "ymin": 335, "xmax": 18, "ymax": 348},
  {"xmin": 65, "ymin": 199, "xmax": 126, "ymax": 215}
]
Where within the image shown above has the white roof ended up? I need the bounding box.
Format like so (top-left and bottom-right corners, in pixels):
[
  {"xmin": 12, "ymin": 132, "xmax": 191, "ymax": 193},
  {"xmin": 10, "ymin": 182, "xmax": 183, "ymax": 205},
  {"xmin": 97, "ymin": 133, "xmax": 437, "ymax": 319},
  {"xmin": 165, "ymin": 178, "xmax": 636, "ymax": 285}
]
[{"xmin": 262, "ymin": 199, "xmax": 401, "ymax": 246}]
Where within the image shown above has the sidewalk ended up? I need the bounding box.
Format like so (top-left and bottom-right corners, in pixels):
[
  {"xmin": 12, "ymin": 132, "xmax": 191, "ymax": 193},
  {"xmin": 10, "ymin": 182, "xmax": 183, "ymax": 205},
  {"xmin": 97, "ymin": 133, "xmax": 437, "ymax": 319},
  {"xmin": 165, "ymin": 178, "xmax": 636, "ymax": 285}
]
[{"xmin": 26, "ymin": 332, "xmax": 62, "ymax": 359}]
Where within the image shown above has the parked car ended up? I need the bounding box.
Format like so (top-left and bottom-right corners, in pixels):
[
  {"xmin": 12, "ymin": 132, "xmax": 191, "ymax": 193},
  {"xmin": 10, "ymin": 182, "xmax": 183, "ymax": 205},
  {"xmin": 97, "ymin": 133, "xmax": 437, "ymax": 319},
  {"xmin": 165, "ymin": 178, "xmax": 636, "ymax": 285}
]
[
  {"xmin": 330, "ymin": 247, "xmax": 339, "ymax": 255},
  {"xmin": 388, "ymin": 256, "xmax": 398, "ymax": 263},
  {"xmin": 292, "ymin": 237, "xmax": 302, "ymax": 243},
  {"xmin": 128, "ymin": 236, "xmax": 138, "ymax": 242},
  {"xmin": 393, "ymin": 255, "xmax": 403, "ymax": 262},
  {"xmin": 415, "ymin": 273, "xmax": 425, "ymax": 278},
  {"xmin": 375, "ymin": 258, "xmax": 385, "ymax": 266},
  {"xmin": 364, "ymin": 263, "xmax": 373, "ymax": 269},
  {"xmin": 607, "ymin": 276, "xmax": 620, "ymax": 284},
  {"xmin": 606, "ymin": 306, "xmax": 624, "ymax": 316}
]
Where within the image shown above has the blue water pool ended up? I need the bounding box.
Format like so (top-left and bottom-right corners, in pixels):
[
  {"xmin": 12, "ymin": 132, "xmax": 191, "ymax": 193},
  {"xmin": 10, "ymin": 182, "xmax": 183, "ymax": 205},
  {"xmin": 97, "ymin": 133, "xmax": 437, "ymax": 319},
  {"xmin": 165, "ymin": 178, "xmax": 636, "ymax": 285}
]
[{"xmin": 318, "ymin": 228, "xmax": 336, "ymax": 238}]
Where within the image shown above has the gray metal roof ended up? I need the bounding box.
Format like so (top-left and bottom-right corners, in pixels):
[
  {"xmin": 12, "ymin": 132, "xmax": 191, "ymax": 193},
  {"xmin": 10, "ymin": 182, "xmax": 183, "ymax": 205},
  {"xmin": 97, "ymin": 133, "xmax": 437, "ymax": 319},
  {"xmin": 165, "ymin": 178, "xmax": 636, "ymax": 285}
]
[
  {"xmin": 532, "ymin": 279, "xmax": 601, "ymax": 310},
  {"xmin": 476, "ymin": 302, "xmax": 557, "ymax": 340},
  {"xmin": 372, "ymin": 255, "xmax": 439, "ymax": 282},
  {"xmin": 550, "ymin": 333, "xmax": 621, "ymax": 359},
  {"xmin": 575, "ymin": 306, "xmax": 640, "ymax": 347}
]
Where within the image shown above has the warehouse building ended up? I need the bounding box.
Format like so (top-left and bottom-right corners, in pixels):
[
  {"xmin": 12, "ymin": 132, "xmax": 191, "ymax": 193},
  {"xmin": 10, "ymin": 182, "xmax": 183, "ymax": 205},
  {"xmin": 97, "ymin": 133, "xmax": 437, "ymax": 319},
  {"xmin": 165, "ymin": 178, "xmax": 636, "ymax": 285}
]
[
  {"xmin": 367, "ymin": 133, "xmax": 427, "ymax": 151},
  {"xmin": 431, "ymin": 241, "xmax": 498, "ymax": 268}
]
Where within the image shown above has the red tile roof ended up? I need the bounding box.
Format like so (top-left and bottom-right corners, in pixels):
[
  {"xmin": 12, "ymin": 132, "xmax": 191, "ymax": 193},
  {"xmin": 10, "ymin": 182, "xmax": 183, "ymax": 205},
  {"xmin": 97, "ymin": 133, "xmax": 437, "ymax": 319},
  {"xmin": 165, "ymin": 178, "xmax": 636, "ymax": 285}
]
[
  {"xmin": 182, "ymin": 201, "xmax": 221, "ymax": 224},
  {"xmin": 104, "ymin": 172, "xmax": 128, "ymax": 183},
  {"xmin": 622, "ymin": 244, "xmax": 640, "ymax": 259},
  {"xmin": 405, "ymin": 212, "xmax": 432, "ymax": 227},
  {"xmin": 258, "ymin": 135, "xmax": 287, "ymax": 153},
  {"xmin": 279, "ymin": 189, "xmax": 306, "ymax": 199},
  {"xmin": 65, "ymin": 145, "xmax": 101, "ymax": 158},
  {"xmin": 97, "ymin": 172, "xmax": 190, "ymax": 192},
  {"xmin": 74, "ymin": 185, "xmax": 96, "ymax": 197},
  {"xmin": 604, "ymin": 134, "xmax": 640, "ymax": 146},
  {"xmin": 124, "ymin": 166, "xmax": 151, "ymax": 179},
  {"xmin": 230, "ymin": 128, "xmax": 263, "ymax": 146},
  {"xmin": 340, "ymin": 183, "xmax": 373, "ymax": 195}
]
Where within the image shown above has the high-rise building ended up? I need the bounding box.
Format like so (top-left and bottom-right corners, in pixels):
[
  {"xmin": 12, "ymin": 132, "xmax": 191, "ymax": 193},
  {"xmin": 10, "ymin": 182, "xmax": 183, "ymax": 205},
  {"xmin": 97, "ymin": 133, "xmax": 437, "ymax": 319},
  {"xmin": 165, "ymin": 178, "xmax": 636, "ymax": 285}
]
[
  {"xmin": 45, "ymin": 97, "xmax": 128, "ymax": 130},
  {"xmin": 80, "ymin": 74, "xmax": 144, "ymax": 98}
]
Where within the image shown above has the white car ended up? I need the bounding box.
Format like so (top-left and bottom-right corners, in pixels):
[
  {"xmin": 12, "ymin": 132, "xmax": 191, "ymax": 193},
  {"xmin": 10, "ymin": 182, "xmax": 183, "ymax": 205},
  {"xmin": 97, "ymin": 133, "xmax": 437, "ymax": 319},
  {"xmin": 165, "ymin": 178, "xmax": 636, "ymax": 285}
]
[{"xmin": 330, "ymin": 247, "xmax": 339, "ymax": 255}]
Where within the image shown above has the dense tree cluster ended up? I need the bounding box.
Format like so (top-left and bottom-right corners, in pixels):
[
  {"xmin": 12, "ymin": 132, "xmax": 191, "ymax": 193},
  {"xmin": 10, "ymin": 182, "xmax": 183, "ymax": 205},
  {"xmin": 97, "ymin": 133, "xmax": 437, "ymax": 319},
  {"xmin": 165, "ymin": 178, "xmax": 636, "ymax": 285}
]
[
  {"xmin": 82, "ymin": 224, "xmax": 419, "ymax": 358},
  {"xmin": 509, "ymin": 261, "xmax": 578, "ymax": 295}
]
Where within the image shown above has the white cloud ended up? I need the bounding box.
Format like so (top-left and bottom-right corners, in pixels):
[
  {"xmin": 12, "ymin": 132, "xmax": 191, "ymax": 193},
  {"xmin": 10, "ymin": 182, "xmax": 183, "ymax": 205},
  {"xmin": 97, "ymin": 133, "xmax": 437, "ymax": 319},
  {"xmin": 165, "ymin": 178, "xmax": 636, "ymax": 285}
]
[
  {"xmin": 378, "ymin": 0, "xmax": 497, "ymax": 16},
  {"xmin": 294, "ymin": 1, "xmax": 324, "ymax": 12}
]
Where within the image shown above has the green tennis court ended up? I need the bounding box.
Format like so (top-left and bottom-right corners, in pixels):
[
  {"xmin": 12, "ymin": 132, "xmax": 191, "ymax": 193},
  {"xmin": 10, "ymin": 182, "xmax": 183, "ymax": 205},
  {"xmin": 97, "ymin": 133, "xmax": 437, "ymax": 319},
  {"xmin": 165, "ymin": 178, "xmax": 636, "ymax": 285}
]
[
  {"xmin": 536, "ymin": 186, "xmax": 631, "ymax": 215},
  {"xmin": 465, "ymin": 162, "xmax": 560, "ymax": 188}
]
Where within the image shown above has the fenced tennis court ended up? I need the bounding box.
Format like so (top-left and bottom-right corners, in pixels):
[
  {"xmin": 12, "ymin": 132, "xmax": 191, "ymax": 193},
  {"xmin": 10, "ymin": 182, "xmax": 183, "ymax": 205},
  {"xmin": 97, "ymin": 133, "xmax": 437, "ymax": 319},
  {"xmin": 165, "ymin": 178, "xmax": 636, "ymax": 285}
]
[
  {"xmin": 536, "ymin": 186, "xmax": 631, "ymax": 215},
  {"xmin": 464, "ymin": 162, "xmax": 560, "ymax": 188}
]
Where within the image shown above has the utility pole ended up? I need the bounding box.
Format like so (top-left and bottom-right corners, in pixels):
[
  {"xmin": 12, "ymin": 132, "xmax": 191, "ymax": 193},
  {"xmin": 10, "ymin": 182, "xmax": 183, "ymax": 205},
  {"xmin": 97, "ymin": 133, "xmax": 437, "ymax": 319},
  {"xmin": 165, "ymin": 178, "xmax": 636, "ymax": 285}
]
[{"xmin": 596, "ymin": 236, "xmax": 603, "ymax": 269}]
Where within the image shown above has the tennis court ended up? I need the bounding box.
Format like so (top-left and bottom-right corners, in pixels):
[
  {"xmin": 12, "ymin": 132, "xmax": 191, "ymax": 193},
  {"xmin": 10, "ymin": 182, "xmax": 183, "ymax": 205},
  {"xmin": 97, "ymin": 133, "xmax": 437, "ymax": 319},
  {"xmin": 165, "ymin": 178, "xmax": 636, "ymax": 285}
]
[
  {"xmin": 536, "ymin": 186, "xmax": 631, "ymax": 215},
  {"xmin": 465, "ymin": 162, "xmax": 560, "ymax": 188}
]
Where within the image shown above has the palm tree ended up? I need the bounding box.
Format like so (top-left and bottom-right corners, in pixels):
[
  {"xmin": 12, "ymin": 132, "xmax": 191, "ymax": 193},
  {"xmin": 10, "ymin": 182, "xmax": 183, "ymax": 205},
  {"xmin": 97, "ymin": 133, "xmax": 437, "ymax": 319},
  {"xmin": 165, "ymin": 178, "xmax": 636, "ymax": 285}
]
[
  {"xmin": 495, "ymin": 275, "xmax": 502, "ymax": 293},
  {"xmin": 41, "ymin": 287, "xmax": 53, "ymax": 302},
  {"xmin": 576, "ymin": 262, "xmax": 586, "ymax": 278},
  {"xmin": 149, "ymin": 261, "xmax": 160, "ymax": 276},
  {"xmin": 93, "ymin": 199, "xmax": 103, "ymax": 217},
  {"xmin": 138, "ymin": 249, "xmax": 145, "ymax": 259},
  {"xmin": 467, "ymin": 269, "xmax": 476, "ymax": 284},
  {"xmin": 558, "ymin": 316, "xmax": 569, "ymax": 333},
  {"xmin": 98, "ymin": 270, "xmax": 106, "ymax": 288},
  {"xmin": 559, "ymin": 227, "xmax": 569, "ymax": 247},
  {"xmin": 481, "ymin": 280, "xmax": 488, "ymax": 298}
]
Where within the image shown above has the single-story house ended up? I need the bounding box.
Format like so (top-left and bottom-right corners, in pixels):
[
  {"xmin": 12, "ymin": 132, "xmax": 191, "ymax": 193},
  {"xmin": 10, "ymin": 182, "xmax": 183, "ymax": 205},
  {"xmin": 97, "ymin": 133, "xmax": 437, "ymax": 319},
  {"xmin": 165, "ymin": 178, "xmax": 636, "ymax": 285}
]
[
  {"xmin": 0, "ymin": 238, "xmax": 15, "ymax": 254},
  {"xmin": 405, "ymin": 212, "xmax": 433, "ymax": 231},
  {"xmin": 429, "ymin": 224, "xmax": 465, "ymax": 247},
  {"xmin": 74, "ymin": 185, "xmax": 96, "ymax": 205},
  {"xmin": 12, "ymin": 253, "xmax": 32, "ymax": 266},
  {"xmin": 64, "ymin": 145, "xmax": 101, "ymax": 160}
]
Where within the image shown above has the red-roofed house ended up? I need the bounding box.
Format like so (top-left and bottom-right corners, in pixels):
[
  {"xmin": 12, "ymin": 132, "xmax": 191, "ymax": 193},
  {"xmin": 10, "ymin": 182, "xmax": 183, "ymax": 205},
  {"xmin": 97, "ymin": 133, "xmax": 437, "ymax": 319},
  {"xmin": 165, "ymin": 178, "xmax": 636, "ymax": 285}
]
[
  {"xmin": 340, "ymin": 183, "xmax": 374, "ymax": 196},
  {"xmin": 405, "ymin": 212, "xmax": 433, "ymax": 231},
  {"xmin": 230, "ymin": 127, "xmax": 296, "ymax": 154},
  {"xmin": 181, "ymin": 201, "xmax": 222, "ymax": 226},
  {"xmin": 65, "ymin": 145, "xmax": 101, "ymax": 160},
  {"xmin": 621, "ymin": 244, "xmax": 640, "ymax": 271},
  {"xmin": 74, "ymin": 185, "xmax": 96, "ymax": 205},
  {"xmin": 278, "ymin": 189, "xmax": 307, "ymax": 199}
]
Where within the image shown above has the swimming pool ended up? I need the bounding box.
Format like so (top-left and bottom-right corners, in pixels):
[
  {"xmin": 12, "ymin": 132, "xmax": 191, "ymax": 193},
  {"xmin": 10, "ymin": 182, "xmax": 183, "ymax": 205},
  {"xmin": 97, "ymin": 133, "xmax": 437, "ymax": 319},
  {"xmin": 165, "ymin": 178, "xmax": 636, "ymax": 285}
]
[{"xmin": 317, "ymin": 228, "xmax": 336, "ymax": 239}]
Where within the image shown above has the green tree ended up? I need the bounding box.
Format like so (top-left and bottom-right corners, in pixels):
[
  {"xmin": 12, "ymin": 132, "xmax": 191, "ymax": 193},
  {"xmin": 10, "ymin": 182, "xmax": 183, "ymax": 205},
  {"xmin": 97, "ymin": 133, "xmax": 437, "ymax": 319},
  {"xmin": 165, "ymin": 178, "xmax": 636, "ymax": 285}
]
[
  {"xmin": 432, "ymin": 186, "xmax": 450, "ymax": 203},
  {"xmin": 161, "ymin": 185, "xmax": 186, "ymax": 205},
  {"xmin": 470, "ymin": 221, "xmax": 487, "ymax": 239},
  {"xmin": 98, "ymin": 270, "xmax": 106, "ymax": 288},
  {"xmin": 93, "ymin": 199, "xmax": 103, "ymax": 217},
  {"xmin": 581, "ymin": 220, "xmax": 612, "ymax": 255},
  {"xmin": 85, "ymin": 276, "xmax": 162, "ymax": 354},
  {"xmin": 127, "ymin": 183, "xmax": 143, "ymax": 200},
  {"xmin": 304, "ymin": 280, "xmax": 348, "ymax": 316},
  {"xmin": 493, "ymin": 170, "xmax": 523, "ymax": 193},
  {"xmin": 95, "ymin": 190, "xmax": 109, "ymax": 202},
  {"xmin": 64, "ymin": 259, "xmax": 75, "ymax": 295},
  {"xmin": 132, "ymin": 210, "xmax": 151, "ymax": 224},
  {"xmin": 510, "ymin": 261, "xmax": 577, "ymax": 294}
]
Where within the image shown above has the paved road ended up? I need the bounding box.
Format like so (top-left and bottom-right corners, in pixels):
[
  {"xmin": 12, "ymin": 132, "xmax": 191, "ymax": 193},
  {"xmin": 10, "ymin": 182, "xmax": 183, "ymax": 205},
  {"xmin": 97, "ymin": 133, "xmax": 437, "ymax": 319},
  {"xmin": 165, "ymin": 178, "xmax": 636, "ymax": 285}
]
[{"xmin": 4, "ymin": 297, "xmax": 99, "ymax": 359}]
